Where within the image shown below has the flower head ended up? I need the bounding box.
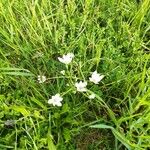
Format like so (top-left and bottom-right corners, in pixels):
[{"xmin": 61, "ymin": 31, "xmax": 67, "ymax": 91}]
[
  {"xmin": 4, "ymin": 120, "xmax": 15, "ymax": 127},
  {"xmin": 88, "ymin": 93, "xmax": 96, "ymax": 99},
  {"xmin": 60, "ymin": 70, "xmax": 65, "ymax": 75},
  {"xmin": 75, "ymin": 81, "xmax": 87, "ymax": 92},
  {"xmin": 38, "ymin": 75, "xmax": 46, "ymax": 83},
  {"xmin": 58, "ymin": 53, "xmax": 74, "ymax": 64},
  {"xmin": 89, "ymin": 71, "xmax": 104, "ymax": 84},
  {"xmin": 48, "ymin": 94, "xmax": 63, "ymax": 107}
]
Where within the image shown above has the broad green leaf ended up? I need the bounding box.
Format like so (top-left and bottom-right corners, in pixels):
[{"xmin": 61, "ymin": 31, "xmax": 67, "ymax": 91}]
[
  {"xmin": 11, "ymin": 105, "xmax": 30, "ymax": 117},
  {"xmin": 90, "ymin": 124, "xmax": 114, "ymax": 130},
  {"xmin": 0, "ymin": 144, "xmax": 14, "ymax": 149},
  {"xmin": 1, "ymin": 71, "xmax": 34, "ymax": 76},
  {"xmin": 47, "ymin": 131, "xmax": 56, "ymax": 150},
  {"xmin": 90, "ymin": 124, "xmax": 139, "ymax": 149},
  {"xmin": 31, "ymin": 97, "xmax": 47, "ymax": 110},
  {"xmin": 0, "ymin": 67, "xmax": 30, "ymax": 72}
]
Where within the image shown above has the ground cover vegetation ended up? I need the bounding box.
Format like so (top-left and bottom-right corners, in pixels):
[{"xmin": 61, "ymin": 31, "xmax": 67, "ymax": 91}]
[{"xmin": 0, "ymin": 0, "xmax": 150, "ymax": 149}]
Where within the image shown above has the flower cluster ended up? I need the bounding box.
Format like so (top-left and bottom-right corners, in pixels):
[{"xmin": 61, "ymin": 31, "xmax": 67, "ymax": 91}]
[
  {"xmin": 58, "ymin": 53, "xmax": 74, "ymax": 65},
  {"xmin": 89, "ymin": 71, "xmax": 104, "ymax": 84},
  {"xmin": 75, "ymin": 81, "xmax": 87, "ymax": 92},
  {"xmin": 88, "ymin": 93, "xmax": 96, "ymax": 99},
  {"xmin": 75, "ymin": 71, "xmax": 104, "ymax": 92},
  {"xmin": 38, "ymin": 75, "xmax": 46, "ymax": 83},
  {"xmin": 48, "ymin": 94, "xmax": 63, "ymax": 107},
  {"xmin": 37, "ymin": 53, "xmax": 104, "ymax": 107}
]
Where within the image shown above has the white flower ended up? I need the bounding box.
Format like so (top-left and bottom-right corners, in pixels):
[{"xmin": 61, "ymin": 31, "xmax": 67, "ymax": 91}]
[
  {"xmin": 60, "ymin": 70, "xmax": 65, "ymax": 75},
  {"xmin": 75, "ymin": 81, "xmax": 87, "ymax": 92},
  {"xmin": 38, "ymin": 75, "xmax": 46, "ymax": 83},
  {"xmin": 88, "ymin": 93, "xmax": 95, "ymax": 99},
  {"xmin": 58, "ymin": 53, "xmax": 74, "ymax": 64},
  {"xmin": 89, "ymin": 71, "xmax": 104, "ymax": 84},
  {"xmin": 48, "ymin": 93, "xmax": 63, "ymax": 107}
]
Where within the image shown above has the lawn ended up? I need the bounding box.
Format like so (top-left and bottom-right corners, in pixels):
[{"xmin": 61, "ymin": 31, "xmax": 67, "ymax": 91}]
[{"xmin": 0, "ymin": 0, "xmax": 150, "ymax": 149}]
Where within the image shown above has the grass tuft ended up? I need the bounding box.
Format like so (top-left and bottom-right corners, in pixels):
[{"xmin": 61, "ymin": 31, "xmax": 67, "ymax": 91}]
[{"xmin": 0, "ymin": 0, "xmax": 150, "ymax": 149}]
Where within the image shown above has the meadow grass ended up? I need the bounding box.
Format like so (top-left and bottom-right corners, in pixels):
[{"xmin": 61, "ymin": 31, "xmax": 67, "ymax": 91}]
[{"xmin": 0, "ymin": 0, "xmax": 150, "ymax": 149}]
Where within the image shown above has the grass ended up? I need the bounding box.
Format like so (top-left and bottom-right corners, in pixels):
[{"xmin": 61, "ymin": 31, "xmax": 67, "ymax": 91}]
[{"xmin": 0, "ymin": 0, "xmax": 150, "ymax": 149}]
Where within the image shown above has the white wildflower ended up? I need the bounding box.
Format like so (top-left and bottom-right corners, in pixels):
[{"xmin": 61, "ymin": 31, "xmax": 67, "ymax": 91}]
[
  {"xmin": 88, "ymin": 93, "xmax": 96, "ymax": 99},
  {"xmin": 38, "ymin": 75, "xmax": 46, "ymax": 83},
  {"xmin": 48, "ymin": 93, "xmax": 63, "ymax": 107},
  {"xmin": 60, "ymin": 70, "xmax": 65, "ymax": 75},
  {"xmin": 58, "ymin": 53, "xmax": 74, "ymax": 64},
  {"xmin": 75, "ymin": 81, "xmax": 87, "ymax": 92},
  {"xmin": 89, "ymin": 71, "xmax": 104, "ymax": 84}
]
